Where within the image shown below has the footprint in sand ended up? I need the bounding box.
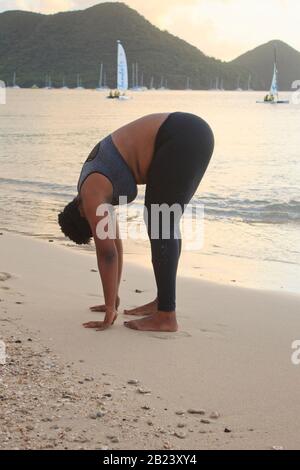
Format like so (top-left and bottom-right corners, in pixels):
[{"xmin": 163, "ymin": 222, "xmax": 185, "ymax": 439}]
[
  {"xmin": 0, "ymin": 272, "xmax": 12, "ymax": 282},
  {"xmin": 195, "ymin": 328, "xmax": 225, "ymax": 340},
  {"xmin": 148, "ymin": 331, "xmax": 192, "ymax": 340}
]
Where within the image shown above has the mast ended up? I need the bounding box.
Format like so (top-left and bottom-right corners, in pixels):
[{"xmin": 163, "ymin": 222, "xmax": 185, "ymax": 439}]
[
  {"xmin": 99, "ymin": 63, "xmax": 103, "ymax": 88},
  {"xmin": 135, "ymin": 63, "xmax": 139, "ymax": 89},
  {"xmin": 248, "ymin": 74, "xmax": 252, "ymax": 90},
  {"xmin": 132, "ymin": 63, "xmax": 135, "ymax": 88}
]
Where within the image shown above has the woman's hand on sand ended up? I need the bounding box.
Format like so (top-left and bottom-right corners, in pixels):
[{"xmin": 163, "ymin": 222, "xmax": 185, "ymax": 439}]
[
  {"xmin": 90, "ymin": 296, "xmax": 120, "ymax": 313},
  {"xmin": 83, "ymin": 309, "xmax": 118, "ymax": 331}
]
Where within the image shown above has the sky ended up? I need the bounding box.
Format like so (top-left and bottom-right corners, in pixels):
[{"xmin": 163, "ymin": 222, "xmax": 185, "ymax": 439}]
[{"xmin": 0, "ymin": 0, "xmax": 300, "ymax": 60}]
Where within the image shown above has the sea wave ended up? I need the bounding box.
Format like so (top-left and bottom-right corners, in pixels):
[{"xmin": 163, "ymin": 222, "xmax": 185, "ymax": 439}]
[
  {"xmin": 195, "ymin": 195, "xmax": 300, "ymax": 224},
  {"xmin": 1, "ymin": 177, "xmax": 299, "ymax": 224},
  {"xmin": 0, "ymin": 177, "xmax": 75, "ymax": 198}
]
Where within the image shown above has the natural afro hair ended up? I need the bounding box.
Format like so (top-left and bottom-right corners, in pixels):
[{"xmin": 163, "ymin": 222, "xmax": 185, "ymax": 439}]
[{"xmin": 58, "ymin": 197, "xmax": 92, "ymax": 245}]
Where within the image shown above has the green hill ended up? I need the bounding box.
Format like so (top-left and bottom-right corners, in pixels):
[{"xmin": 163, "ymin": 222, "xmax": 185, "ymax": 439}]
[
  {"xmin": 0, "ymin": 2, "xmax": 299, "ymax": 90},
  {"xmin": 230, "ymin": 40, "xmax": 300, "ymax": 91},
  {"xmin": 0, "ymin": 2, "xmax": 246, "ymax": 89}
]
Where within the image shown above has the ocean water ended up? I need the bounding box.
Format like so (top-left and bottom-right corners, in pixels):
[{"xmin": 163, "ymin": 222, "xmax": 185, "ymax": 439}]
[{"xmin": 0, "ymin": 89, "xmax": 299, "ymax": 293}]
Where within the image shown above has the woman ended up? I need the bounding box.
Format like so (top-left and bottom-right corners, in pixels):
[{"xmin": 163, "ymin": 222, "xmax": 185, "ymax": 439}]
[{"xmin": 58, "ymin": 112, "xmax": 214, "ymax": 331}]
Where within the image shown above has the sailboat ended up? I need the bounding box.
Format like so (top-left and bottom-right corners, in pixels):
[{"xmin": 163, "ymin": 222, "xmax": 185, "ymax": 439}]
[
  {"xmin": 158, "ymin": 76, "xmax": 167, "ymax": 90},
  {"xmin": 107, "ymin": 40, "xmax": 130, "ymax": 99},
  {"xmin": 236, "ymin": 75, "xmax": 243, "ymax": 91},
  {"xmin": 12, "ymin": 72, "xmax": 20, "ymax": 89},
  {"xmin": 44, "ymin": 74, "xmax": 52, "ymax": 90},
  {"xmin": 257, "ymin": 51, "xmax": 289, "ymax": 104},
  {"xmin": 76, "ymin": 74, "xmax": 85, "ymax": 90},
  {"xmin": 61, "ymin": 75, "xmax": 69, "ymax": 90},
  {"xmin": 149, "ymin": 76, "xmax": 155, "ymax": 90},
  {"xmin": 96, "ymin": 63, "xmax": 104, "ymax": 91},
  {"xmin": 186, "ymin": 77, "xmax": 192, "ymax": 90},
  {"xmin": 247, "ymin": 74, "xmax": 253, "ymax": 91}
]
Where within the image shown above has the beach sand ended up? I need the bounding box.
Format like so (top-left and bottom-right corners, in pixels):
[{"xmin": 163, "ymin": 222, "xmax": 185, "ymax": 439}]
[{"xmin": 1, "ymin": 232, "xmax": 300, "ymax": 450}]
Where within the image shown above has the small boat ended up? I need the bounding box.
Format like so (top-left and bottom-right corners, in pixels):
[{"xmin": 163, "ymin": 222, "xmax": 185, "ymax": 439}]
[
  {"xmin": 257, "ymin": 51, "xmax": 289, "ymax": 104},
  {"xmin": 107, "ymin": 40, "xmax": 130, "ymax": 100},
  {"xmin": 96, "ymin": 63, "xmax": 104, "ymax": 91},
  {"xmin": 61, "ymin": 76, "xmax": 69, "ymax": 90},
  {"xmin": 76, "ymin": 74, "xmax": 85, "ymax": 90},
  {"xmin": 236, "ymin": 75, "xmax": 243, "ymax": 92},
  {"xmin": 247, "ymin": 74, "xmax": 253, "ymax": 91},
  {"xmin": 149, "ymin": 76, "xmax": 155, "ymax": 90},
  {"xmin": 44, "ymin": 74, "xmax": 52, "ymax": 90},
  {"xmin": 12, "ymin": 72, "xmax": 20, "ymax": 89}
]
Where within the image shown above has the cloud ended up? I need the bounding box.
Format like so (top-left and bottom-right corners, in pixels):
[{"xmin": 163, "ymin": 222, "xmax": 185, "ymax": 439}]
[{"xmin": 0, "ymin": 0, "xmax": 73, "ymax": 13}]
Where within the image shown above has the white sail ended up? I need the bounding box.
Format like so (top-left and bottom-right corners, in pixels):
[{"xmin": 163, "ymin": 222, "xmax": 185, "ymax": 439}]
[
  {"xmin": 270, "ymin": 63, "xmax": 278, "ymax": 98},
  {"xmin": 117, "ymin": 40, "xmax": 128, "ymax": 92}
]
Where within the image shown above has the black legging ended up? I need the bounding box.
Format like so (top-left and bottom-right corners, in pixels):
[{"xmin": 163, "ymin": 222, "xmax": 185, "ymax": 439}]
[{"xmin": 144, "ymin": 112, "xmax": 214, "ymax": 312}]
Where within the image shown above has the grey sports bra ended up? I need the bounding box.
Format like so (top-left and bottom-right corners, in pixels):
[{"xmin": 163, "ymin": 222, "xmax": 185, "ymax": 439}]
[{"xmin": 77, "ymin": 135, "xmax": 138, "ymax": 206}]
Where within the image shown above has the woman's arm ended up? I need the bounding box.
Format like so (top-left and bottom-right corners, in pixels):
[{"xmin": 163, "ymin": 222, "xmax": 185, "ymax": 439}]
[
  {"xmin": 115, "ymin": 218, "xmax": 123, "ymax": 293},
  {"xmin": 90, "ymin": 217, "xmax": 123, "ymax": 313},
  {"xmin": 81, "ymin": 174, "xmax": 119, "ymax": 330}
]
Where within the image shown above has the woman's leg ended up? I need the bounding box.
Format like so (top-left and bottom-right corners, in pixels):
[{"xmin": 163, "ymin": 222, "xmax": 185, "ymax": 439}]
[{"xmin": 124, "ymin": 114, "xmax": 214, "ymax": 331}]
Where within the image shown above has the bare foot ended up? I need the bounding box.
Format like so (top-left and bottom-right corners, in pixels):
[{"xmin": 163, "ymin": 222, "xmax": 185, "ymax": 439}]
[
  {"xmin": 90, "ymin": 296, "xmax": 120, "ymax": 313},
  {"xmin": 123, "ymin": 299, "xmax": 157, "ymax": 316},
  {"xmin": 124, "ymin": 311, "xmax": 178, "ymax": 332}
]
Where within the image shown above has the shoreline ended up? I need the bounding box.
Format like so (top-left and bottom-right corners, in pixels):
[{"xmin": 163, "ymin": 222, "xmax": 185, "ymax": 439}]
[
  {"xmin": 1, "ymin": 231, "xmax": 300, "ymax": 450},
  {"xmin": 1, "ymin": 227, "xmax": 300, "ymax": 296}
]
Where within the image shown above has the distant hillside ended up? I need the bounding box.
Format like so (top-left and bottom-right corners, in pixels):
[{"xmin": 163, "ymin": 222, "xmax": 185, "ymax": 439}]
[
  {"xmin": 0, "ymin": 3, "xmax": 299, "ymax": 90},
  {"xmin": 0, "ymin": 2, "xmax": 246, "ymax": 89},
  {"xmin": 230, "ymin": 40, "xmax": 300, "ymax": 91}
]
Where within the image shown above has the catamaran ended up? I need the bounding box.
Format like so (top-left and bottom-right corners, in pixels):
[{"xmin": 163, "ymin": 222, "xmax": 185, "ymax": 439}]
[
  {"xmin": 149, "ymin": 76, "xmax": 155, "ymax": 90},
  {"xmin": 257, "ymin": 52, "xmax": 289, "ymax": 104},
  {"xmin": 44, "ymin": 74, "xmax": 52, "ymax": 90},
  {"xmin": 107, "ymin": 40, "xmax": 130, "ymax": 99},
  {"xmin": 186, "ymin": 77, "xmax": 191, "ymax": 90},
  {"xmin": 76, "ymin": 74, "xmax": 84, "ymax": 90},
  {"xmin": 12, "ymin": 72, "xmax": 20, "ymax": 89},
  {"xmin": 247, "ymin": 74, "xmax": 253, "ymax": 91},
  {"xmin": 96, "ymin": 63, "xmax": 104, "ymax": 91},
  {"xmin": 236, "ymin": 75, "xmax": 243, "ymax": 91},
  {"xmin": 61, "ymin": 75, "xmax": 69, "ymax": 90}
]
